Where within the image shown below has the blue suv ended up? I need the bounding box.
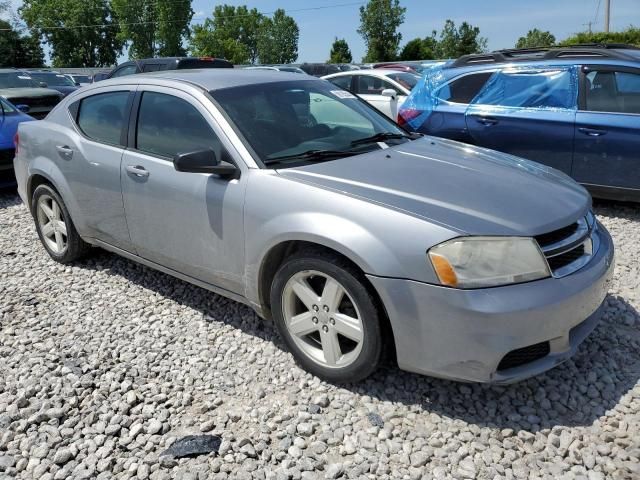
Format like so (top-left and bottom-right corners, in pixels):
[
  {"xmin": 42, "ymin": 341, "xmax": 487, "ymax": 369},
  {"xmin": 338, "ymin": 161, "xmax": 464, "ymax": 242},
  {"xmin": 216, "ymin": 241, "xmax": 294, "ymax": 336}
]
[{"xmin": 398, "ymin": 44, "xmax": 640, "ymax": 202}]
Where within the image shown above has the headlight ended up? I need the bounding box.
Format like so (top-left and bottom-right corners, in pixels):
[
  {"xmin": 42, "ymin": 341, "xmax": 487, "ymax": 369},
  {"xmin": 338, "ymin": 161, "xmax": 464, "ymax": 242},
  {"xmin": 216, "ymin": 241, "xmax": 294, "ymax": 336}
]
[{"xmin": 428, "ymin": 236, "xmax": 550, "ymax": 288}]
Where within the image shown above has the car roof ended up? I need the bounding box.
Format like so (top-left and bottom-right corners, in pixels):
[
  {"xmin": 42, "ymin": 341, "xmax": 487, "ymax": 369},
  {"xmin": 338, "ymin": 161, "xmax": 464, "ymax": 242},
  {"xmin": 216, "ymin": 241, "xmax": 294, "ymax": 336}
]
[
  {"xmin": 97, "ymin": 68, "xmax": 321, "ymax": 91},
  {"xmin": 325, "ymin": 69, "xmax": 409, "ymax": 78}
]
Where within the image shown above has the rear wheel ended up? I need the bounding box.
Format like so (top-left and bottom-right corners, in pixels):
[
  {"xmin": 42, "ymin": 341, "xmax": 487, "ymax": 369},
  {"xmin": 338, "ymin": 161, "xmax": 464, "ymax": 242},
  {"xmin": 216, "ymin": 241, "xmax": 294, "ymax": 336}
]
[
  {"xmin": 32, "ymin": 184, "xmax": 90, "ymax": 263},
  {"xmin": 271, "ymin": 250, "xmax": 383, "ymax": 383}
]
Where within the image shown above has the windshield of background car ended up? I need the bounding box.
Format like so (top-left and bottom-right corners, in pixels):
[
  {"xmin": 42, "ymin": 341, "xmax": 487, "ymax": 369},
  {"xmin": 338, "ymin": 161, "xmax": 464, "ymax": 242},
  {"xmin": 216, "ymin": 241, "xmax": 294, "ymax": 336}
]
[
  {"xmin": 384, "ymin": 72, "xmax": 419, "ymax": 90},
  {"xmin": 30, "ymin": 73, "xmax": 76, "ymax": 87},
  {"xmin": 0, "ymin": 72, "xmax": 39, "ymax": 88},
  {"xmin": 210, "ymin": 80, "xmax": 407, "ymax": 167}
]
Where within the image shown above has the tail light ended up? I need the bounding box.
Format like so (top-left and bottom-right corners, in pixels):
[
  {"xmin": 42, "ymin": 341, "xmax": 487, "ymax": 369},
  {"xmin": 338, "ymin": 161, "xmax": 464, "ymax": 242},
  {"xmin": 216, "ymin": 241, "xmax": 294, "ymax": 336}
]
[
  {"xmin": 199, "ymin": 56, "xmax": 215, "ymax": 61},
  {"xmin": 397, "ymin": 108, "xmax": 421, "ymax": 127},
  {"xmin": 13, "ymin": 133, "xmax": 19, "ymax": 155}
]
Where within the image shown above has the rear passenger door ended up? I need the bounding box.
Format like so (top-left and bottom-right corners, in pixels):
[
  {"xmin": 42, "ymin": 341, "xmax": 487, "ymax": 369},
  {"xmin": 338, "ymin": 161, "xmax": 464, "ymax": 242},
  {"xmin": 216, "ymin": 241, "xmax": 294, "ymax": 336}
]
[
  {"xmin": 120, "ymin": 86, "xmax": 248, "ymax": 295},
  {"xmin": 572, "ymin": 65, "xmax": 640, "ymax": 195},
  {"xmin": 465, "ymin": 67, "xmax": 577, "ymax": 174},
  {"xmin": 65, "ymin": 87, "xmax": 135, "ymax": 251}
]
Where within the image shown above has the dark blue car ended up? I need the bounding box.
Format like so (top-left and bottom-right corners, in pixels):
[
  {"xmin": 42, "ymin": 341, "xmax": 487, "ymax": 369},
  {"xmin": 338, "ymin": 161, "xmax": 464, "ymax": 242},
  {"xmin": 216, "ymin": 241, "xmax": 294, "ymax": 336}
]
[
  {"xmin": 399, "ymin": 45, "xmax": 640, "ymax": 202},
  {"xmin": 0, "ymin": 97, "xmax": 34, "ymax": 187}
]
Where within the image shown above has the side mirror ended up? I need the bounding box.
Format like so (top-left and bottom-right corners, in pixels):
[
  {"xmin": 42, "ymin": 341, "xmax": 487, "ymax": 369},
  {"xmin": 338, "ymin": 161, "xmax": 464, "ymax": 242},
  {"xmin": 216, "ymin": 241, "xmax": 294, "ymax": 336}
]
[
  {"xmin": 173, "ymin": 149, "xmax": 239, "ymax": 179},
  {"xmin": 381, "ymin": 88, "xmax": 397, "ymax": 100},
  {"xmin": 16, "ymin": 104, "xmax": 30, "ymax": 113},
  {"xmin": 39, "ymin": 82, "xmax": 48, "ymax": 88}
]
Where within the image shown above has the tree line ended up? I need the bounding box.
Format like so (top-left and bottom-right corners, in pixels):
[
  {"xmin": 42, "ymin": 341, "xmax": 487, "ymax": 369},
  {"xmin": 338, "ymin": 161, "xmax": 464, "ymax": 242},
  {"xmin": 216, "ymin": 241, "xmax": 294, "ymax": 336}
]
[{"xmin": 0, "ymin": 0, "xmax": 638, "ymax": 69}]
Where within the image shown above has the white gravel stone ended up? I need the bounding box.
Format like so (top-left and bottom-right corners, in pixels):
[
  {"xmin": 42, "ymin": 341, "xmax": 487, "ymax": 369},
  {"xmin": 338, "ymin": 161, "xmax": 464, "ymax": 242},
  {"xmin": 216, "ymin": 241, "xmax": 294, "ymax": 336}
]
[{"xmin": 1, "ymin": 192, "xmax": 639, "ymax": 480}]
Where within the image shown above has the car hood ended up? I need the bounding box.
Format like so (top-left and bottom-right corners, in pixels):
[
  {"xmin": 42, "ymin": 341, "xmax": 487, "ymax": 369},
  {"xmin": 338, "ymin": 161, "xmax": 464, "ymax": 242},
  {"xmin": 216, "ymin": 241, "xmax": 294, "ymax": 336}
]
[
  {"xmin": 0, "ymin": 88, "xmax": 63, "ymax": 99},
  {"xmin": 276, "ymin": 137, "xmax": 590, "ymax": 236}
]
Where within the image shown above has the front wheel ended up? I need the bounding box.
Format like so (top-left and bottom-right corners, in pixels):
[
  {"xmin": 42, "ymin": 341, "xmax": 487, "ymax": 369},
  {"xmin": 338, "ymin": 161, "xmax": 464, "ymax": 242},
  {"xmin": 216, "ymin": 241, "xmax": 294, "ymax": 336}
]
[{"xmin": 270, "ymin": 250, "xmax": 383, "ymax": 383}]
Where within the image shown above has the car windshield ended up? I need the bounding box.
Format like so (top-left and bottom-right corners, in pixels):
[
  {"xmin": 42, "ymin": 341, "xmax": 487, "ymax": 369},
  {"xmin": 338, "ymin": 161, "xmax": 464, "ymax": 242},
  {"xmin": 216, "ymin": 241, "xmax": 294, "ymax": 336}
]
[
  {"xmin": 72, "ymin": 75, "xmax": 91, "ymax": 83},
  {"xmin": 30, "ymin": 73, "xmax": 76, "ymax": 87},
  {"xmin": 210, "ymin": 79, "xmax": 409, "ymax": 168},
  {"xmin": 0, "ymin": 72, "xmax": 39, "ymax": 88},
  {"xmin": 384, "ymin": 72, "xmax": 419, "ymax": 90}
]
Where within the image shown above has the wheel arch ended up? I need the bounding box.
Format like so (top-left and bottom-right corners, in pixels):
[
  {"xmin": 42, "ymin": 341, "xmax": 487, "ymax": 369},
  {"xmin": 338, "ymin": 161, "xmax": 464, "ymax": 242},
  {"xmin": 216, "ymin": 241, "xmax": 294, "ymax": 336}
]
[{"xmin": 257, "ymin": 239, "xmax": 397, "ymax": 363}]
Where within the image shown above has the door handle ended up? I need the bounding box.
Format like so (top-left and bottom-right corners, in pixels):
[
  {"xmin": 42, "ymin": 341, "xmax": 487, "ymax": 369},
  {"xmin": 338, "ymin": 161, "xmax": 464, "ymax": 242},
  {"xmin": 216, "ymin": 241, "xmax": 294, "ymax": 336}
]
[
  {"xmin": 578, "ymin": 127, "xmax": 607, "ymax": 137},
  {"xmin": 56, "ymin": 145, "xmax": 73, "ymax": 158},
  {"xmin": 125, "ymin": 165, "xmax": 150, "ymax": 178},
  {"xmin": 475, "ymin": 116, "xmax": 498, "ymax": 126}
]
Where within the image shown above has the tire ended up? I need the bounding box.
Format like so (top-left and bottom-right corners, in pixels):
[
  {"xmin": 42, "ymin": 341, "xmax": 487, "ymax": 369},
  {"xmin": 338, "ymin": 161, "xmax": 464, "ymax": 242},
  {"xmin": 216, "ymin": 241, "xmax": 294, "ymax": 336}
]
[
  {"xmin": 31, "ymin": 184, "xmax": 90, "ymax": 263},
  {"xmin": 270, "ymin": 249, "xmax": 383, "ymax": 383}
]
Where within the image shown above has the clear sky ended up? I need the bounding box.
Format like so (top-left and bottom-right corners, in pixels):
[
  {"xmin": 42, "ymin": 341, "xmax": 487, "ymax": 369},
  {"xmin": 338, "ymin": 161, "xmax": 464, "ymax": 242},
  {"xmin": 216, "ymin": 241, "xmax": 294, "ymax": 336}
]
[
  {"xmin": 6, "ymin": 0, "xmax": 640, "ymax": 63},
  {"xmin": 189, "ymin": 0, "xmax": 640, "ymax": 62}
]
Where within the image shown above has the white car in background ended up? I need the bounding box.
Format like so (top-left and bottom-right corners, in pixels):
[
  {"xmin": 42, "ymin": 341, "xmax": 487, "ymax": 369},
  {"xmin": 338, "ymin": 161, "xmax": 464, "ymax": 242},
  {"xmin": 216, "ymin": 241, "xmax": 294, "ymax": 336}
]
[{"xmin": 322, "ymin": 69, "xmax": 420, "ymax": 119}]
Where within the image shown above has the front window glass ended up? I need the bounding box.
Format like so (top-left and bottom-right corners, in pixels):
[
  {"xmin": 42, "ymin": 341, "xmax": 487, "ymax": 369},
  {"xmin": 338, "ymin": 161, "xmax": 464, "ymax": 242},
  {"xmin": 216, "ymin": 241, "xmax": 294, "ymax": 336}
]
[
  {"xmin": 355, "ymin": 75, "xmax": 398, "ymax": 95},
  {"xmin": 30, "ymin": 73, "xmax": 76, "ymax": 87},
  {"xmin": 136, "ymin": 92, "xmax": 222, "ymax": 159},
  {"xmin": 210, "ymin": 80, "xmax": 407, "ymax": 167},
  {"xmin": 328, "ymin": 75, "xmax": 352, "ymax": 91},
  {"xmin": 585, "ymin": 70, "xmax": 640, "ymax": 114},
  {"xmin": 77, "ymin": 91, "xmax": 130, "ymax": 145},
  {"xmin": 0, "ymin": 72, "xmax": 39, "ymax": 88}
]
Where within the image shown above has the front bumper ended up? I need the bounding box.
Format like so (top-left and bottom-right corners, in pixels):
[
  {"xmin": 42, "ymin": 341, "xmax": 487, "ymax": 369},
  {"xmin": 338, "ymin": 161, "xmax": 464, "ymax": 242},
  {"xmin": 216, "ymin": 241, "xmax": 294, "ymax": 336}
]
[{"xmin": 368, "ymin": 224, "xmax": 615, "ymax": 383}]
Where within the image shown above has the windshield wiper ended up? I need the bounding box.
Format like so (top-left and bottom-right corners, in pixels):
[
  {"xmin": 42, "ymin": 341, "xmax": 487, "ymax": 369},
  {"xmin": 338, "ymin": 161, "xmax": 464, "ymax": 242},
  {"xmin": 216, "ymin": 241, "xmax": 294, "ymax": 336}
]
[
  {"xmin": 264, "ymin": 149, "xmax": 360, "ymax": 166},
  {"xmin": 350, "ymin": 132, "xmax": 412, "ymax": 146}
]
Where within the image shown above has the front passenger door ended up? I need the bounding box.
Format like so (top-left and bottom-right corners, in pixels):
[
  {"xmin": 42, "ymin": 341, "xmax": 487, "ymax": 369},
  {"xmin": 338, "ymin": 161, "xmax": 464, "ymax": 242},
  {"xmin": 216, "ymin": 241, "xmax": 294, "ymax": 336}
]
[{"xmin": 120, "ymin": 88, "xmax": 248, "ymax": 295}]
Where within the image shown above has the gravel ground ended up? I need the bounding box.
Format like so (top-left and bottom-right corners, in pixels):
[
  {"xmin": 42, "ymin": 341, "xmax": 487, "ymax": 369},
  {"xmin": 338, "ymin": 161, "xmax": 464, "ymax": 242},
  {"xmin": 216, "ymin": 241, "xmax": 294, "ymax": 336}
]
[{"xmin": 0, "ymin": 189, "xmax": 639, "ymax": 480}]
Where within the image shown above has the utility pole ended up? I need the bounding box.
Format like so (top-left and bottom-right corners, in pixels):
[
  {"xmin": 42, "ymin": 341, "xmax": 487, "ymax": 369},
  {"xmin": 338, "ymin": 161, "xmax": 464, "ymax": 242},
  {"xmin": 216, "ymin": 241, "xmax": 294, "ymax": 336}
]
[
  {"xmin": 604, "ymin": 0, "xmax": 610, "ymax": 33},
  {"xmin": 583, "ymin": 21, "xmax": 593, "ymax": 34}
]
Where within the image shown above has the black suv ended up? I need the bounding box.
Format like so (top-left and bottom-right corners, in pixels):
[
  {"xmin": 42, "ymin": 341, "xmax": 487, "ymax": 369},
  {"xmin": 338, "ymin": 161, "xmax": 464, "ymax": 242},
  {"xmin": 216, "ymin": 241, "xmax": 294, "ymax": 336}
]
[{"xmin": 103, "ymin": 57, "xmax": 233, "ymax": 80}]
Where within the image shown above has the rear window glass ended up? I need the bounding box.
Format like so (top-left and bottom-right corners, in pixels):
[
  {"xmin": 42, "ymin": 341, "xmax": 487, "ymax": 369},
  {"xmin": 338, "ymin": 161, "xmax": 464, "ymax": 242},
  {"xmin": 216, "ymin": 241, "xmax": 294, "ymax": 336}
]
[
  {"xmin": 384, "ymin": 72, "xmax": 419, "ymax": 90},
  {"xmin": 473, "ymin": 69, "xmax": 576, "ymax": 109},
  {"xmin": 437, "ymin": 72, "xmax": 493, "ymax": 104},
  {"xmin": 77, "ymin": 92, "xmax": 130, "ymax": 145}
]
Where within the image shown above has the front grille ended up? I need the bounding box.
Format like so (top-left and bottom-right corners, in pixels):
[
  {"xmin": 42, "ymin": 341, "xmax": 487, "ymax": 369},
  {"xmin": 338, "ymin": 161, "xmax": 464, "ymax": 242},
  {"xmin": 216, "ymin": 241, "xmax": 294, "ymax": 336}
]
[
  {"xmin": 547, "ymin": 244, "xmax": 585, "ymax": 271},
  {"xmin": 0, "ymin": 148, "xmax": 14, "ymax": 167},
  {"xmin": 497, "ymin": 341, "xmax": 550, "ymax": 371},
  {"xmin": 535, "ymin": 212, "xmax": 595, "ymax": 278},
  {"xmin": 535, "ymin": 222, "xmax": 579, "ymax": 248}
]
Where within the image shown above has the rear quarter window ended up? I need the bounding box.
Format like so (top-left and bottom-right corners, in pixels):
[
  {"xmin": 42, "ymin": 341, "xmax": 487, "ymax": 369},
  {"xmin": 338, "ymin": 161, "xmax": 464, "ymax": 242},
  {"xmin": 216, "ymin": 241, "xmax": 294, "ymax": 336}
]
[{"xmin": 437, "ymin": 72, "xmax": 494, "ymax": 104}]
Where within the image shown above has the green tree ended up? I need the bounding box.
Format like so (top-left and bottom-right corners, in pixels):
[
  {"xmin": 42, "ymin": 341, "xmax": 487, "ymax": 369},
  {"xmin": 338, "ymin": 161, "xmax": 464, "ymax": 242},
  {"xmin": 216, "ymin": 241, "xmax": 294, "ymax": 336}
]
[
  {"xmin": 400, "ymin": 36, "xmax": 437, "ymax": 60},
  {"xmin": 257, "ymin": 9, "xmax": 299, "ymax": 64},
  {"xmin": 559, "ymin": 26, "xmax": 640, "ymax": 46},
  {"xmin": 20, "ymin": 0, "xmax": 122, "ymax": 67},
  {"xmin": 358, "ymin": 0, "xmax": 406, "ymax": 62},
  {"xmin": 435, "ymin": 19, "xmax": 487, "ymax": 58},
  {"xmin": 111, "ymin": 0, "xmax": 193, "ymax": 59},
  {"xmin": 0, "ymin": 20, "xmax": 45, "ymax": 67},
  {"xmin": 328, "ymin": 38, "xmax": 352, "ymax": 63},
  {"xmin": 516, "ymin": 29, "xmax": 556, "ymax": 48},
  {"xmin": 190, "ymin": 5, "xmax": 264, "ymax": 64}
]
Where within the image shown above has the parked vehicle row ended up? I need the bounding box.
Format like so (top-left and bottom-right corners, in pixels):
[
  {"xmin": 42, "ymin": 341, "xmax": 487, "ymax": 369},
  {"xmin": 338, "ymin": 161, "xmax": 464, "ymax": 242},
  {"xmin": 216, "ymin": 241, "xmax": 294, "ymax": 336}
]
[
  {"xmin": 398, "ymin": 44, "xmax": 640, "ymax": 202},
  {"xmin": 14, "ymin": 69, "xmax": 614, "ymax": 384}
]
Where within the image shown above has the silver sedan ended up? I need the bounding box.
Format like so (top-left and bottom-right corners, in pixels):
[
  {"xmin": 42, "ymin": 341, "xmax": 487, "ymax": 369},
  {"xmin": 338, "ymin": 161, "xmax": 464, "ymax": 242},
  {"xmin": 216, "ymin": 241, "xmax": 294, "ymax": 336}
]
[{"xmin": 14, "ymin": 70, "xmax": 614, "ymax": 383}]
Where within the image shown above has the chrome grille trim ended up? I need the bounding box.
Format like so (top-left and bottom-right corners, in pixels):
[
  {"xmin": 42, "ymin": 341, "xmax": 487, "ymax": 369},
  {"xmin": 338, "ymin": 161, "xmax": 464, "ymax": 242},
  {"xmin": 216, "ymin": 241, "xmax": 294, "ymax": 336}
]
[{"xmin": 535, "ymin": 211, "xmax": 598, "ymax": 278}]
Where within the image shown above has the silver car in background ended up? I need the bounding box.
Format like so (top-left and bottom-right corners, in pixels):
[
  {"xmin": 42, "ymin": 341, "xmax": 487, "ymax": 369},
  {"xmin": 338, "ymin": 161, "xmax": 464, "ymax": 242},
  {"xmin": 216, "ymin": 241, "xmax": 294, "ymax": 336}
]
[{"xmin": 14, "ymin": 70, "xmax": 614, "ymax": 383}]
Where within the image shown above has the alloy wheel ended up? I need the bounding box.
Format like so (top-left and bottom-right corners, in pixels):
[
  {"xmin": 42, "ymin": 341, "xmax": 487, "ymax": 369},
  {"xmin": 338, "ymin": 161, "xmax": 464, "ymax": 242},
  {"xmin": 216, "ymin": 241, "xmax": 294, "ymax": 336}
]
[
  {"xmin": 282, "ymin": 270, "xmax": 364, "ymax": 368},
  {"xmin": 36, "ymin": 194, "xmax": 68, "ymax": 254}
]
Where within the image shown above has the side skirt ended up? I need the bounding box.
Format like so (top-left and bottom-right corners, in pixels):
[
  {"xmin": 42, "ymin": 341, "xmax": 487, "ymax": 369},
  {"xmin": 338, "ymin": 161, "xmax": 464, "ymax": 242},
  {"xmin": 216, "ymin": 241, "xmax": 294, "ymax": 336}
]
[{"xmin": 87, "ymin": 237, "xmax": 259, "ymax": 314}]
